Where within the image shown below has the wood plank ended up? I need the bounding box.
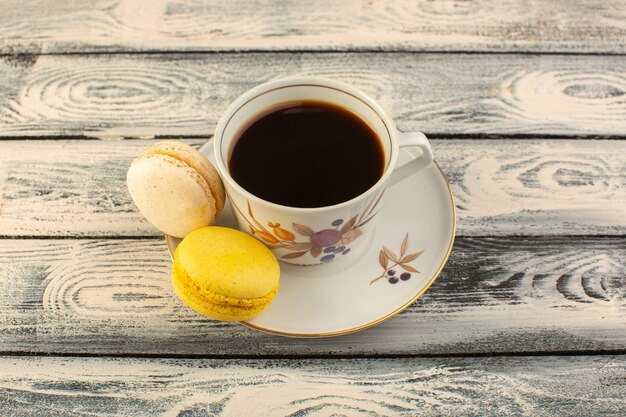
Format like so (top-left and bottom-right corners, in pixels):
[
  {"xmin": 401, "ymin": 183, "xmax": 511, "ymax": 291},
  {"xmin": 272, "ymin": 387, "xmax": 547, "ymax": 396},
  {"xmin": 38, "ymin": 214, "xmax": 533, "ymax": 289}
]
[
  {"xmin": 2, "ymin": 53, "xmax": 626, "ymax": 138},
  {"xmin": 1, "ymin": 139, "xmax": 624, "ymax": 238},
  {"xmin": 0, "ymin": 237, "xmax": 623, "ymax": 355},
  {"xmin": 2, "ymin": 0, "xmax": 626, "ymax": 54},
  {"xmin": 0, "ymin": 355, "xmax": 624, "ymax": 416}
]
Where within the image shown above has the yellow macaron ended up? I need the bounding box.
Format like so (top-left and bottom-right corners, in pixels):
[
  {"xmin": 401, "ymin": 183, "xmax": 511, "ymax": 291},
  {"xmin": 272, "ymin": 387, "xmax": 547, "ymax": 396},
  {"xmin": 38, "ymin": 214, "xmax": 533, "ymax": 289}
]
[{"xmin": 172, "ymin": 226, "xmax": 280, "ymax": 321}]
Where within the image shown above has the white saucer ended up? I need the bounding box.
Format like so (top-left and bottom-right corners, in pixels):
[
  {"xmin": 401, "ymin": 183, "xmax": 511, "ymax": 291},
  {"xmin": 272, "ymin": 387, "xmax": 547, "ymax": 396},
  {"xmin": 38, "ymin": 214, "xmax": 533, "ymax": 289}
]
[{"xmin": 166, "ymin": 141, "xmax": 456, "ymax": 337}]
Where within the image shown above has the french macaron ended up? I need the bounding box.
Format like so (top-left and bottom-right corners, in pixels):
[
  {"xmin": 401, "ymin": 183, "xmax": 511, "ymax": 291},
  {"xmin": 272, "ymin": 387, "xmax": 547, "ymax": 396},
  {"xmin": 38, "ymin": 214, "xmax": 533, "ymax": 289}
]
[
  {"xmin": 127, "ymin": 141, "xmax": 225, "ymax": 238},
  {"xmin": 172, "ymin": 226, "xmax": 280, "ymax": 321}
]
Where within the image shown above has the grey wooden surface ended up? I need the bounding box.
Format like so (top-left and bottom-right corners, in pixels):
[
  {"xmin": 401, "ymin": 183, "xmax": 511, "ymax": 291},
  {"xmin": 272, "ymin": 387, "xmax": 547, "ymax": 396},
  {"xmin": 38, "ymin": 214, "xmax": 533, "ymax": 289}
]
[
  {"xmin": 1, "ymin": 0, "xmax": 626, "ymax": 54},
  {"xmin": 1, "ymin": 356, "xmax": 624, "ymax": 416},
  {"xmin": 1, "ymin": 139, "xmax": 623, "ymax": 237},
  {"xmin": 0, "ymin": 237, "xmax": 624, "ymax": 356},
  {"xmin": 0, "ymin": 1, "xmax": 625, "ymax": 416},
  {"xmin": 1, "ymin": 53, "xmax": 626, "ymax": 137}
]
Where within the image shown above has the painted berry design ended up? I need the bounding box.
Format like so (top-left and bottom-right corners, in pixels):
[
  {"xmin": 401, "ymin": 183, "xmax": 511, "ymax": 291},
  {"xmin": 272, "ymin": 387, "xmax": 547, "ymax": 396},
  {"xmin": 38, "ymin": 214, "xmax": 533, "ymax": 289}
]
[
  {"xmin": 370, "ymin": 233, "xmax": 424, "ymax": 285},
  {"xmin": 228, "ymin": 190, "xmax": 386, "ymax": 263}
]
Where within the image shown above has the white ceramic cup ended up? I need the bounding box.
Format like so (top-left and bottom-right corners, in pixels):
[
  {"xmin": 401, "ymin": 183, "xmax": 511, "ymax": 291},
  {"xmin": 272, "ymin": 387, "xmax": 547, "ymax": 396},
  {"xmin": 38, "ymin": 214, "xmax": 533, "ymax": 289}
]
[{"xmin": 214, "ymin": 77, "xmax": 433, "ymax": 265}]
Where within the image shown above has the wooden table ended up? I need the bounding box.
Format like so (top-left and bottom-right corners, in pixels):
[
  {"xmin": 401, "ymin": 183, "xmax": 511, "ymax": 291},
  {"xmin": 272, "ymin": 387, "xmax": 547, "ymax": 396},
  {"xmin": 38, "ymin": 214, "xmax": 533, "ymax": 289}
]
[{"xmin": 1, "ymin": 1, "xmax": 624, "ymax": 415}]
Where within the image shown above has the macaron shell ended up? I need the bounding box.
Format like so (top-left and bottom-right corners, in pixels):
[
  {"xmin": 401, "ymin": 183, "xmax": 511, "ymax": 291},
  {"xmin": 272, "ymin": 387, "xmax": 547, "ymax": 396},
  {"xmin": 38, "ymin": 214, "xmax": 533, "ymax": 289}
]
[
  {"xmin": 144, "ymin": 141, "xmax": 226, "ymax": 217},
  {"xmin": 172, "ymin": 260, "xmax": 277, "ymax": 321},
  {"xmin": 173, "ymin": 227, "xmax": 280, "ymax": 300},
  {"xmin": 127, "ymin": 154, "xmax": 216, "ymax": 238}
]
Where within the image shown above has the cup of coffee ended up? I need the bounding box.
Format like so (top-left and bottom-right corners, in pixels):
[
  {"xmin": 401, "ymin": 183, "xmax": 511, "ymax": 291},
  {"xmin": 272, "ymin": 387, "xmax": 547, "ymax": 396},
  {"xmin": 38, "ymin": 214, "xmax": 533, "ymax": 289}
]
[{"xmin": 213, "ymin": 77, "xmax": 433, "ymax": 265}]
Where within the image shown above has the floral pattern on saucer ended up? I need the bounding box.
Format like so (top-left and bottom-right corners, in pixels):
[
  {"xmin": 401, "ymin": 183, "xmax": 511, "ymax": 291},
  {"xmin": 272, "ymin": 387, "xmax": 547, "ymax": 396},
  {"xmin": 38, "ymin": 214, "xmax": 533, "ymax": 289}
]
[
  {"xmin": 370, "ymin": 233, "xmax": 424, "ymax": 285},
  {"xmin": 229, "ymin": 191, "xmax": 385, "ymax": 262}
]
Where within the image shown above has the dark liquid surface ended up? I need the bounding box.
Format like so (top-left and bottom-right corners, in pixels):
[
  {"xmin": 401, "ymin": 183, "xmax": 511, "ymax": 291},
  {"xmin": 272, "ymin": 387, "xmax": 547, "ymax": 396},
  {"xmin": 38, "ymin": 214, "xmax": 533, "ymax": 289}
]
[{"xmin": 229, "ymin": 101, "xmax": 385, "ymax": 208}]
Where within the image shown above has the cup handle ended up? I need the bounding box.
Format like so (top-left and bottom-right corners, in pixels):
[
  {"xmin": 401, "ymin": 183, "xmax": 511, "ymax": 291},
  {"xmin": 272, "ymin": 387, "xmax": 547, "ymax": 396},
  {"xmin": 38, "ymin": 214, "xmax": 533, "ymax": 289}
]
[{"xmin": 390, "ymin": 132, "xmax": 434, "ymax": 186}]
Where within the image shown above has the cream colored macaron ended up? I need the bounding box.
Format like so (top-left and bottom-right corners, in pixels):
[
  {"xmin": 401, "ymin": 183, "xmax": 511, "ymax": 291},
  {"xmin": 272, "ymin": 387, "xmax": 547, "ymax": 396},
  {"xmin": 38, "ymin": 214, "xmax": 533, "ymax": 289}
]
[{"xmin": 127, "ymin": 141, "xmax": 225, "ymax": 238}]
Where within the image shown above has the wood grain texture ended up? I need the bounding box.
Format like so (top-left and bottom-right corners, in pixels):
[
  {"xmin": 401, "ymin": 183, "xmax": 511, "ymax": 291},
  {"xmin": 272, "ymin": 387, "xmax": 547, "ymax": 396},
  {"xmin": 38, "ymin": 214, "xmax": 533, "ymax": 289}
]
[
  {"xmin": 1, "ymin": 53, "xmax": 626, "ymax": 137},
  {"xmin": 1, "ymin": 0, "xmax": 626, "ymax": 54},
  {"xmin": 1, "ymin": 139, "xmax": 624, "ymax": 237},
  {"xmin": 0, "ymin": 237, "xmax": 623, "ymax": 355},
  {"xmin": 0, "ymin": 355, "xmax": 624, "ymax": 416},
  {"xmin": 442, "ymin": 139, "xmax": 626, "ymax": 236}
]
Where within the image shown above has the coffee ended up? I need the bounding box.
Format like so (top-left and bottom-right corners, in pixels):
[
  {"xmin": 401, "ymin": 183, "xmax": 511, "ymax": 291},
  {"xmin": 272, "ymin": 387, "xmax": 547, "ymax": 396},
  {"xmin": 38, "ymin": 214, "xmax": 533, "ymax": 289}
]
[{"xmin": 228, "ymin": 101, "xmax": 384, "ymax": 208}]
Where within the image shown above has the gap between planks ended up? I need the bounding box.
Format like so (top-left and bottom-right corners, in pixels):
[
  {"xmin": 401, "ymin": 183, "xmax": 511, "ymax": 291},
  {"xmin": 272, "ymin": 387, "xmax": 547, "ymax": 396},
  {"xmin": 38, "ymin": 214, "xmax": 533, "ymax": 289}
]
[
  {"xmin": 2, "ymin": 133, "xmax": 626, "ymax": 141},
  {"xmin": 0, "ymin": 349, "xmax": 625, "ymax": 361},
  {"xmin": 5, "ymin": 50, "xmax": 626, "ymax": 57},
  {"xmin": 1, "ymin": 235, "xmax": 624, "ymax": 241}
]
